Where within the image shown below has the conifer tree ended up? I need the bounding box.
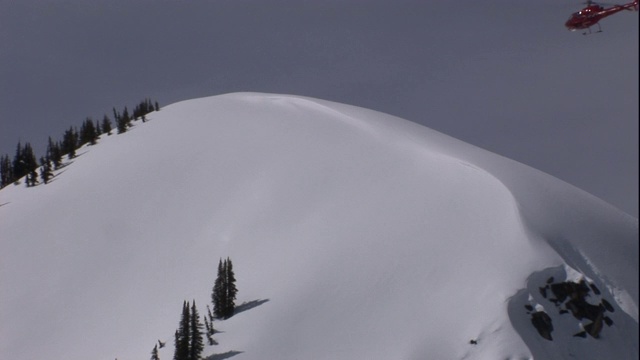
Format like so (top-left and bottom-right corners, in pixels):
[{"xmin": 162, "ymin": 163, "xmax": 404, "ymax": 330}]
[
  {"xmin": 122, "ymin": 106, "xmax": 132, "ymax": 128},
  {"xmin": 80, "ymin": 117, "xmax": 98, "ymax": 146},
  {"xmin": 117, "ymin": 117, "xmax": 127, "ymax": 134},
  {"xmin": 189, "ymin": 301, "xmax": 205, "ymax": 360},
  {"xmin": 0, "ymin": 154, "xmax": 13, "ymax": 187},
  {"xmin": 133, "ymin": 99, "xmax": 154, "ymax": 122},
  {"xmin": 12, "ymin": 142, "xmax": 24, "ymax": 181},
  {"xmin": 22, "ymin": 142, "xmax": 38, "ymax": 171},
  {"xmin": 227, "ymin": 259, "xmax": 237, "ymax": 303},
  {"xmin": 224, "ymin": 258, "xmax": 238, "ymax": 319},
  {"xmin": 204, "ymin": 305, "xmax": 216, "ymax": 345},
  {"xmin": 113, "ymin": 107, "xmax": 120, "ymax": 122},
  {"xmin": 61, "ymin": 127, "xmax": 78, "ymax": 159},
  {"xmin": 13, "ymin": 142, "xmax": 38, "ymax": 186},
  {"xmin": 114, "ymin": 107, "xmax": 128, "ymax": 134},
  {"xmin": 26, "ymin": 168, "xmax": 38, "ymax": 187},
  {"xmin": 180, "ymin": 301, "xmax": 191, "ymax": 359},
  {"xmin": 40, "ymin": 156, "xmax": 53, "ymax": 184},
  {"xmin": 212, "ymin": 259, "xmax": 225, "ymax": 319},
  {"xmin": 212, "ymin": 258, "xmax": 238, "ymax": 319},
  {"xmin": 173, "ymin": 330, "xmax": 181, "ymax": 360},
  {"xmin": 101, "ymin": 114, "xmax": 113, "ymax": 136},
  {"xmin": 151, "ymin": 344, "xmax": 160, "ymax": 360},
  {"xmin": 173, "ymin": 301, "xmax": 190, "ymax": 360},
  {"xmin": 47, "ymin": 137, "xmax": 62, "ymax": 170},
  {"xmin": 95, "ymin": 120, "xmax": 102, "ymax": 137}
]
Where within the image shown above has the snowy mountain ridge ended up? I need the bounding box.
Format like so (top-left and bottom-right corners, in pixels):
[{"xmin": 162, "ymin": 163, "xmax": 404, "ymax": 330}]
[{"xmin": 0, "ymin": 93, "xmax": 637, "ymax": 360}]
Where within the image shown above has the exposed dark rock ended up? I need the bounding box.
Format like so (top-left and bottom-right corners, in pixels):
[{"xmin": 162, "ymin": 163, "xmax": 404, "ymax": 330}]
[
  {"xmin": 584, "ymin": 313, "xmax": 604, "ymax": 338},
  {"xmin": 469, "ymin": 339, "xmax": 477, "ymax": 345},
  {"xmin": 577, "ymin": 280, "xmax": 591, "ymax": 297},
  {"xmin": 531, "ymin": 273, "xmax": 618, "ymax": 341},
  {"xmin": 550, "ymin": 283, "xmax": 569, "ymax": 303},
  {"xmin": 539, "ymin": 286, "xmax": 548, "ymax": 299},
  {"xmin": 601, "ymin": 299, "xmax": 614, "ymax": 312},
  {"xmin": 551, "ymin": 280, "xmax": 591, "ymax": 304},
  {"xmin": 604, "ymin": 316, "xmax": 614, "ymax": 326},
  {"xmin": 565, "ymin": 299, "xmax": 604, "ymax": 322},
  {"xmin": 573, "ymin": 331, "xmax": 587, "ymax": 338},
  {"xmin": 531, "ymin": 311, "xmax": 553, "ymax": 341}
]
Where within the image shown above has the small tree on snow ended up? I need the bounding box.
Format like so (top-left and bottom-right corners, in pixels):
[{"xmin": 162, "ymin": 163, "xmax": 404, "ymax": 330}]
[
  {"xmin": 151, "ymin": 344, "xmax": 160, "ymax": 360},
  {"xmin": 204, "ymin": 305, "xmax": 216, "ymax": 345},
  {"xmin": 189, "ymin": 301, "xmax": 205, "ymax": 360},
  {"xmin": 212, "ymin": 257, "xmax": 237, "ymax": 319},
  {"xmin": 173, "ymin": 301, "xmax": 190, "ymax": 360},
  {"xmin": 39, "ymin": 156, "xmax": 53, "ymax": 184}
]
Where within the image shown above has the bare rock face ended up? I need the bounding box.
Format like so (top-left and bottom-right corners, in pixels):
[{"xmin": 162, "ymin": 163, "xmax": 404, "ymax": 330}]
[
  {"xmin": 530, "ymin": 311, "xmax": 554, "ymax": 340},
  {"xmin": 533, "ymin": 276, "xmax": 615, "ymax": 340}
]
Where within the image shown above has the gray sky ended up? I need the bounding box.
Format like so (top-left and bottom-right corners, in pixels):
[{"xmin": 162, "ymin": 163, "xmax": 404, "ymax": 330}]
[{"xmin": 1, "ymin": 0, "xmax": 637, "ymax": 217}]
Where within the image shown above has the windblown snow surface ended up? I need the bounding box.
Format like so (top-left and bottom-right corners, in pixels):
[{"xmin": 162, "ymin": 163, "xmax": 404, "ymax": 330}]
[{"xmin": 0, "ymin": 93, "xmax": 637, "ymax": 360}]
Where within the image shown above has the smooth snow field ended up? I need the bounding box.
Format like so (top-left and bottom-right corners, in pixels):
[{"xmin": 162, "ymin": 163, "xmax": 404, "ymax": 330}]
[{"xmin": 1, "ymin": 93, "xmax": 637, "ymax": 360}]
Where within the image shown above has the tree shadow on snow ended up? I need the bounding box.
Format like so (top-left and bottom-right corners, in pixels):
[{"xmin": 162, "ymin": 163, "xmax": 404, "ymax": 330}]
[
  {"xmin": 234, "ymin": 299, "xmax": 269, "ymax": 316},
  {"xmin": 205, "ymin": 350, "xmax": 243, "ymax": 360}
]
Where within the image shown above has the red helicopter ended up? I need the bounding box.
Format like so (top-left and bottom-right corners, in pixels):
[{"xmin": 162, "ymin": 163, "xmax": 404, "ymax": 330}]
[{"xmin": 565, "ymin": 0, "xmax": 638, "ymax": 34}]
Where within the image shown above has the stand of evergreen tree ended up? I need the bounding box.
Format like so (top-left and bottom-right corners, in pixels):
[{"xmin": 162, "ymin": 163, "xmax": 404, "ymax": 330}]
[
  {"xmin": 212, "ymin": 258, "xmax": 238, "ymax": 320},
  {"xmin": 79, "ymin": 117, "xmax": 99, "ymax": 146},
  {"xmin": 4, "ymin": 142, "xmax": 39, "ymax": 187},
  {"xmin": 0, "ymin": 98, "xmax": 160, "ymax": 190},
  {"xmin": 14, "ymin": 142, "xmax": 37, "ymax": 181},
  {"xmin": 173, "ymin": 300, "xmax": 205, "ymax": 360},
  {"xmin": 26, "ymin": 168, "xmax": 38, "ymax": 187},
  {"xmin": 133, "ymin": 98, "xmax": 157, "ymax": 122},
  {"xmin": 0, "ymin": 154, "xmax": 12, "ymax": 188}
]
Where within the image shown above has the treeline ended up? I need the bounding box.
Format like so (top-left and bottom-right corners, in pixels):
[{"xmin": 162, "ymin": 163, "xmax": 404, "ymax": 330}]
[
  {"xmin": 152, "ymin": 257, "xmax": 238, "ymax": 360},
  {"xmin": 0, "ymin": 98, "xmax": 159, "ymax": 189}
]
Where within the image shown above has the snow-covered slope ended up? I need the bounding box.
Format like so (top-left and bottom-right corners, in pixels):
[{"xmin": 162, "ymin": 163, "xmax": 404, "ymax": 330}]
[{"xmin": 0, "ymin": 93, "xmax": 637, "ymax": 360}]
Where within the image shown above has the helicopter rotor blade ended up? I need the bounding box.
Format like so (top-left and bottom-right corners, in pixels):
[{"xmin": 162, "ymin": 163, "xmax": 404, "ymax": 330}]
[{"xmin": 582, "ymin": 0, "xmax": 619, "ymax": 5}]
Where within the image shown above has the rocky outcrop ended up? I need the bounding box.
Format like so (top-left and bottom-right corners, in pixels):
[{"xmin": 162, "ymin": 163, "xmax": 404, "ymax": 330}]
[
  {"xmin": 530, "ymin": 311, "xmax": 554, "ymax": 340},
  {"xmin": 534, "ymin": 277, "xmax": 615, "ymax": 339}
]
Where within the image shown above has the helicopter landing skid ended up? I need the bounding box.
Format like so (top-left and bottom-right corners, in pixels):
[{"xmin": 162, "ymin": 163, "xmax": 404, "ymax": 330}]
[{"xmin": 583, "ymin": 23, "xmax": 603, "ymax": 35}]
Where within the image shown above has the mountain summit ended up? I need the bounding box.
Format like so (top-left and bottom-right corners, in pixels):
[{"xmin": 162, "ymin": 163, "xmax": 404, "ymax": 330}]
[{"xmin": 1, "ymin": 93, "xmax": 637, "ymax": 359}]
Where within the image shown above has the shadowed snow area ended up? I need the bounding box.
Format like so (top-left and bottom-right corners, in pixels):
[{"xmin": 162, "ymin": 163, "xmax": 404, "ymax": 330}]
[{"xmin": 0, "ymin": 93, "xmax": 637, "ymax": 360}]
